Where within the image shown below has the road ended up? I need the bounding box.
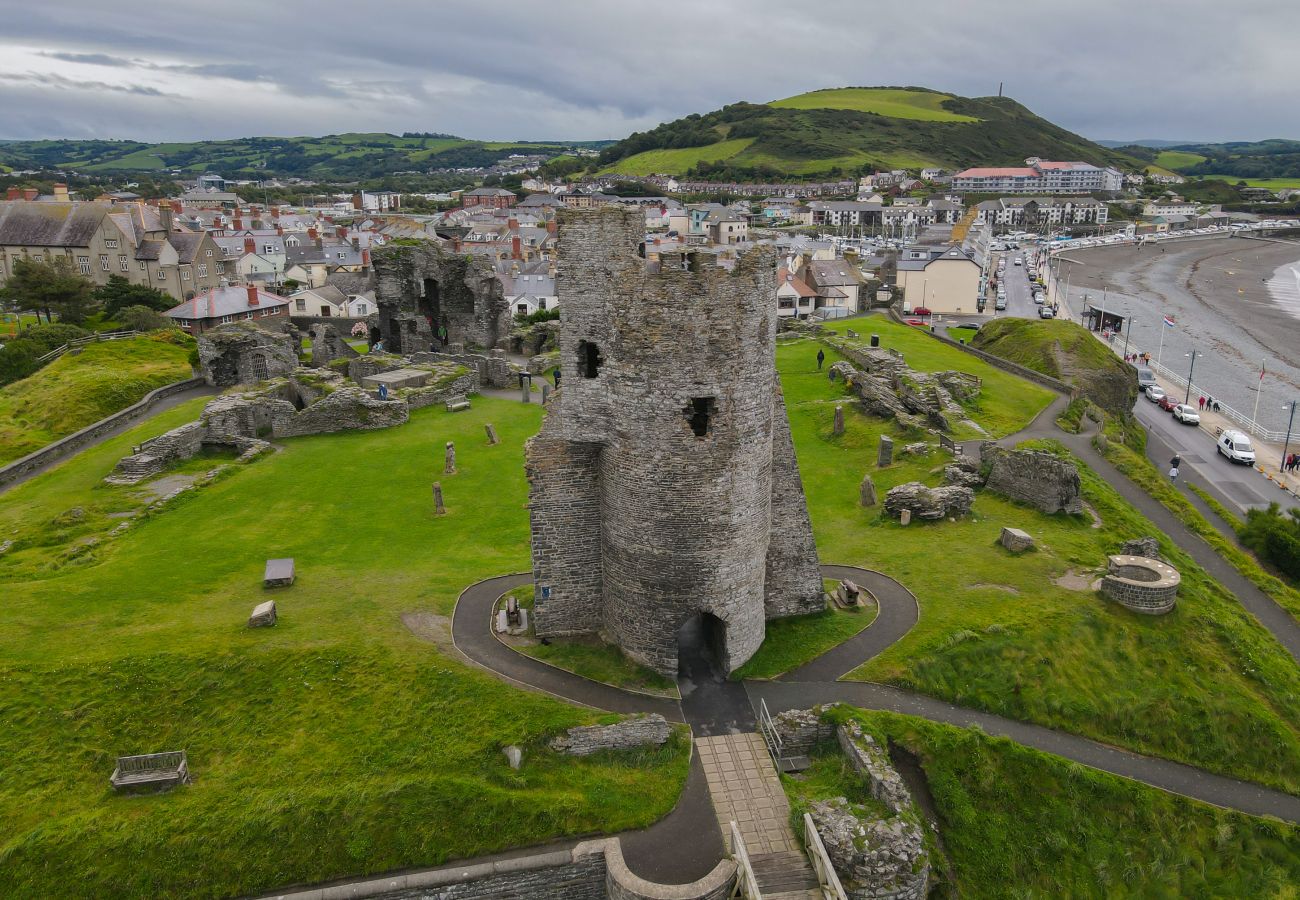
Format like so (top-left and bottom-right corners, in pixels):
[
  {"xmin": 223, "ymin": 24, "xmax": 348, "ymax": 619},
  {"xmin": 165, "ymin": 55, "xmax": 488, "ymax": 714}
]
[{"xmin": 1133, "ymin": 394, "xmax": 1275, "ymax": 514}]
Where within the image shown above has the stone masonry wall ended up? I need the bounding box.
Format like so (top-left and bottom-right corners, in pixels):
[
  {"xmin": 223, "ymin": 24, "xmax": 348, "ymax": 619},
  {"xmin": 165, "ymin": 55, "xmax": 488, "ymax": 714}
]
[
  {"xmin": 549, "ymin": 715, "xmax": 671, "ymax": 756},
  {"xmin": 528, "ymin": 392, "xmax": 605, "ymax": 637},
  {"xmin": 765, "ymin": 383, "xmax": 826, "ymax": 619},
  {"xmin": 277, "ymin": 387, "xmax": 409, "ymax": 437},
  {"xmin": 982, "ymin": 446, "xmax": 1083, "ymax": 515},
  {"xmin": 373, "ymin": 242, "xmax": 511, "ymax": 353},
  {"xmin": 531, "ymin": 206, "xmax": 822, "ymax": 676}
]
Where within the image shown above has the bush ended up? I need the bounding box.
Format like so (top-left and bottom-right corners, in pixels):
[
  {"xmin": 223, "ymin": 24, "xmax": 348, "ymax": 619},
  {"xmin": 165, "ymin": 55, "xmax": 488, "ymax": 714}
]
[
  {"xmin": 1239, "ymin": 503, "xmax": 1300, "ymax": 580},
  {"xmin": 0, "ymin": 338, "xmax": 40, "ymax": 385},
  {"xmin": 19, "ymin": 323, "xmax": 89, "ymax": 354},
  {"xmin": 514, "ymin": 308, "xmax": 559, "ymax": 326},
  {"xmin": 116, "ymin": 305, "xmax": 174, "ymax": 332}
]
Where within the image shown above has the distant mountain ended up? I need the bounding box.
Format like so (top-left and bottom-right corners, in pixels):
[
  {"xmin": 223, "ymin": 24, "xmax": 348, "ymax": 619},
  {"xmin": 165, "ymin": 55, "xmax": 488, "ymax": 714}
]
[
  {"xmin": 597, "ymin": 87, "xmax": 1143, "ymax": 179},
  {"xmin": 1096, "ymin": 139, "xmax": 1204, "ymax": 149},
  {"xmin": 1127, "ymin": 139, "xmax": 1300, "ymax": 180},
  {"xmin": 0, "ymin": 133, "xmax": 610, "ymax": 180}
]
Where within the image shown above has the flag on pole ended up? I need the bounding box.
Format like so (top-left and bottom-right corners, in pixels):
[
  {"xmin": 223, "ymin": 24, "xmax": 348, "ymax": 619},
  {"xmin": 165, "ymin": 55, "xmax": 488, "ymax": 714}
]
[
  {"xmin": 1260, "ymin": 360, "xmax": 1267, "ymax": 381},
  {"xmin": 1162, "ymin": 315, "xmax": 1176, "ymax": 327}
]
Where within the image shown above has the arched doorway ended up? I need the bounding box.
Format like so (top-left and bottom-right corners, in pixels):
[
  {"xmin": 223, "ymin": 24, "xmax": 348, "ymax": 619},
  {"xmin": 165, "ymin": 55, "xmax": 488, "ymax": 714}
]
[{"xmin": 676, "ymin": 610, "xmax": 728, "ymax": 680}]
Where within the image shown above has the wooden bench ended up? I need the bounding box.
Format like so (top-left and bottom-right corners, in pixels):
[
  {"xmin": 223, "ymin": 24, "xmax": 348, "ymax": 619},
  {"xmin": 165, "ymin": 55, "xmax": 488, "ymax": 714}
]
[
  {"xmin": 445, "ymin": 394, "xmax": 471, "ymax": 412},
  {"xmin": 110, "ymin": 751, "xmax": 191, "ymax": 794}
]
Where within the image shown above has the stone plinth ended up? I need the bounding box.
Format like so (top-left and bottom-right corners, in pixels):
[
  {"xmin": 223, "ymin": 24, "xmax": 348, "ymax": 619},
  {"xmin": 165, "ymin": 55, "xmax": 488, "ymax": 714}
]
[
  {"xmin": 360, "ymin": 367, "xmax": 431, "ymax": 390},
  {"xmin": 264, "ymin": 557, "xmax": 295, "ymax": 587},
  {"xmin": 999, "ymin": 527, "xmax": 1034, "ymax": 552},
  {"xmin": 1101, "ymin": 555, "xmax": 1179, "ymax": 614},
  {"xmin": 248, "ymin": 600, "xmax": 277, "ymax": 627}
]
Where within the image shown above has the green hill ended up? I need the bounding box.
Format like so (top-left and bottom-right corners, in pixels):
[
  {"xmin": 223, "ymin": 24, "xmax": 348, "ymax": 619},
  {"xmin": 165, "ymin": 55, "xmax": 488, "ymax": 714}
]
[
  {"xmin": 600, "ymin": 86, "xmax": 1141, "ymax": 179},
  {"xmin": 0, "ymin": 133, "xmax": 610, "ymax": 180},
  {"xmin": 0, "ymin": 331, "xmax": 195, "ymax": 465}
]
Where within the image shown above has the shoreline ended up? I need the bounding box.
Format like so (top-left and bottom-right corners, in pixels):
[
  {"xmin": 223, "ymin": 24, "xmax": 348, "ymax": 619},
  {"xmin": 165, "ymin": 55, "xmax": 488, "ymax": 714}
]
[{"xmin": 1057, "ymin": 236, "xmax": 1300, "ymax": 431}]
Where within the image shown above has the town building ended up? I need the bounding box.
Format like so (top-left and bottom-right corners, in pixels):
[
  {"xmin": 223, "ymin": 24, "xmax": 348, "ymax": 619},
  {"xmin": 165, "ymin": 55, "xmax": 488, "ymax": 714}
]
[
  {"xmin": 975, "ymin": 197, "xmax": 1109, "ymax": 228},
  {"xmin": 952, "ymin": 158, "xmax": 1124, "ymax": 194},
  {"xmin": 462, "ymin": 187, "xmax": 517, "ymax": 209},
  {"xmin": 895, "ymin": 245, "xmax": 983, "ymax": 315},
  {"xmin": 165, "ymin": 283, "xmax": 290, "ymax": 335}
]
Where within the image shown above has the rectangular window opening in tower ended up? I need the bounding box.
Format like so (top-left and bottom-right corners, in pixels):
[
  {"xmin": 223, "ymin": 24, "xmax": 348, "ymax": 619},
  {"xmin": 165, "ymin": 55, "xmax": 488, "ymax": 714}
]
[
  {"xmin": 578, "ymin": 340, "xmax": 602, "ymax": 378},
  {"xmin": 687, "ymin": 397, "xmax": 716, "ymax": 437}
]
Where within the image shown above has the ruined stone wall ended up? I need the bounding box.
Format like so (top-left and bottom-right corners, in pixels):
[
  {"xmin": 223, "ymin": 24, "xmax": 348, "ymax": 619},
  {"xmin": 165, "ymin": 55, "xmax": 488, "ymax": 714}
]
[
  {"xmin": 982, "ymin": 446, "xmax": 1083, "ymax": 515},
  {"xmin": 529, "ymin": 207, "xmax": 822, "ymax": 675},
  {"xmin": 373, "ymin": 243, "xmax": 511, "ymax": 354},
  {"xmin": 276, "ymin": 387, "xmax": 409, "ymax": 437},
  {"xmin": 528, "ymin": 394, "xmax": 605, "ymax": 636},
  {"xmin": 197, "ymin": 322, "xmax": 298, "ymax": 387},
  {"xmin": 548, "ymin": 714, "xmax": 672, "ymax": 756},
  {"xmin": 765, "ymin": 384, "xmax": 826, "ymax": 619},
  {"xmin": 403, "ymin": 372, "xmax": 476, "ymax": 411}
]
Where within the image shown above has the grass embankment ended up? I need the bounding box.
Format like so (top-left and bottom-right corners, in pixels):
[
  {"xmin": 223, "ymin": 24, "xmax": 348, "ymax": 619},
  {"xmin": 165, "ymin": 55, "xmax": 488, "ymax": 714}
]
[
  {"xmin": 503, "ymin": 586, "xmax": 678, "ymax": 697},
  {"xmin": 790, "ymin": 709, "xmax": 1300, "ymax": 897},
  {"xmin": 1099, "ymin": 433, "xmax": 1300, "ymax": 623},
  {"xmin": 602, "ymin": 138, "xmax": 756, "ymax": 176},
  {"xmin": 0, "ymin": 396, "xmax": 688, "ymax": 898},
  {"xmin": 774, "ymin": 321, "xmax": 1300, "ymax": 793},
  {"xmin": 732, "ymin": 603, "xmax": 877, "ymax": 680},
  {"xmin": 970, "ymin": 317, "xmax": 1117, "ymax": 377},
  {"xmin": 0, "ymin": 331, "xmax": 194, "ymax": 465},
  {"xmin": 1153, "ymin": 149, "xmax": 1208, "ymax": 171}
]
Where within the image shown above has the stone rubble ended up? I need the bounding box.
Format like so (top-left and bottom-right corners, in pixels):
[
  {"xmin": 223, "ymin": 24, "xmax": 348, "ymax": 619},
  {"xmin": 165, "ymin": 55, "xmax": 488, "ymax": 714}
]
[
  {"xmin": 981, "ymin": 445, "xmax": 1083, "ymax": 515},
  {"xmin": 883, "ymin": 482, "xmax": 974, "ymax": 520},
  {"xmin": 548, "ymin": 714, "xmax": 672, "ymax": 756},
  {"xmin": 999, "ymin": 526, "xmax": 1035, "ymax": 552}
]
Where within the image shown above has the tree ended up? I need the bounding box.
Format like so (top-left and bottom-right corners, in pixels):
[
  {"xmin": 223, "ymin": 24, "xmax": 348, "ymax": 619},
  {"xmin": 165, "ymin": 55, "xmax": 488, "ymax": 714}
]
[
  {"xmin": 0, "ymin": 258, "xmax": 95, "ymax": 324},
  {"xmin": 115, "ymin": 305, "xmax": 173, "ymax": 332},
  {"xmin": 0, "ymin": 338, "xmax": 40, "ymax": 386},
  {"xmin": 92, "ymin": 275, "xmax": 175, "ymax": 316}
]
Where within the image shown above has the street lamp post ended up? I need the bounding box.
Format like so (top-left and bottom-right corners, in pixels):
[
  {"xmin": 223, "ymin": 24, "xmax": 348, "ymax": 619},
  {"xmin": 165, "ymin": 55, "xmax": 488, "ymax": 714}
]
[
  {"xmin": 1184, "ymin": 350, "xmax": 1199, "ymax": 406},
  {"xmin": 1122, "ymin": 318, "xmax": 1133, "ymax": 359},
  {"xmin": 1282, "ymin": 401, "xmax": 1297, "ymax": 475}
]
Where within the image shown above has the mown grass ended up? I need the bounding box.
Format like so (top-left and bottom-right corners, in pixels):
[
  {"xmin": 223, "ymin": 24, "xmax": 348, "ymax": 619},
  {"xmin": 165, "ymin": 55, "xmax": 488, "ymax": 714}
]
[
  {"xmin": 1153, "ymin": 149, "xmax": 1208, "ymax": 171},
  {"xmin": 731, "ymin": 603, "xmax": 877, "ymax": 680},
  {"xmin": 775, "ymin": 337, "xmax": 1300, "ymax": 793},
  {"xmin": 601, "ymin": 138, "xmax": 756, "ymax": 176},
  {"xmin": 520, "ymin": 636, "xmax": 678, "ymax": 697},
  {"xmin": 847, "ymin": 709, "xmax": 1300, "ymax": 897},
  {"xmin": 0, "ymin": 331, "xmax": 194, "ymax": 465},
  {"xmin": 769, "ymin": 88, "xmax": 981, "ymax": 123},
  {"xmin": 0, "ymin": 394, "xmax": 689, "ymax": 898}
]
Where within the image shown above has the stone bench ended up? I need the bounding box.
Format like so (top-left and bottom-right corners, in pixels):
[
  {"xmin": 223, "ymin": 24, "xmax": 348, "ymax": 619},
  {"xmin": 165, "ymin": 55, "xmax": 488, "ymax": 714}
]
[
  {"xmin": 445, "ymin": 394, "xmax": 471, "ymax": 412},
  {"xmin": 1101, "ymin": 554, "xmax": 1179, "ymax": 614},
  {"xmin": 110, "ymin": 751, "xmax": 191, "ymax": 794}
]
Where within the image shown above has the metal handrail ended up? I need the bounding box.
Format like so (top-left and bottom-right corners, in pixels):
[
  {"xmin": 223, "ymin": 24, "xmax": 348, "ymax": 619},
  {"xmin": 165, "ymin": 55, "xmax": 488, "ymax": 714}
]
[
  {"xmin": 730, "ymin": 821, "xmax": 763, "ymax": 900},
  {"xmin": 803, "ymin": 813, "xmax": 848, "ymax": 900},
  {"xmin": 757, "ymin": 698, "xmax": 783, "ymax": 766}
]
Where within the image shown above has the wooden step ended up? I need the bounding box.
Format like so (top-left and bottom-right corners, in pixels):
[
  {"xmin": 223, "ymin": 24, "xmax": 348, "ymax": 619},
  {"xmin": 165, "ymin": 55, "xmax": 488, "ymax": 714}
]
[
  {"xmin": 778, "ymin": 754, "xmax": 811, "ymax": 773},
  {"xmin": 750, "ymin": 850, "xmax": 819, "ymax": 893}
]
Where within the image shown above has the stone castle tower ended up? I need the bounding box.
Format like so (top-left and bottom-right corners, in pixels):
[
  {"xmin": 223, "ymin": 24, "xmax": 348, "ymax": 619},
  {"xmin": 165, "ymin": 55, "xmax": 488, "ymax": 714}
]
[{"xmin": 525, "ymin": 208, "xmax": 823, "ymax": 676}]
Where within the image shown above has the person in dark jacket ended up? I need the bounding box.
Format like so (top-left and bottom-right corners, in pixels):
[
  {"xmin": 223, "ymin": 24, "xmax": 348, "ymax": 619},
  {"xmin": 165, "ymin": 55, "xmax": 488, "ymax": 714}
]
[{"xmin": 816, "ymin": 348, "xmax": 825, "ymax": 370}]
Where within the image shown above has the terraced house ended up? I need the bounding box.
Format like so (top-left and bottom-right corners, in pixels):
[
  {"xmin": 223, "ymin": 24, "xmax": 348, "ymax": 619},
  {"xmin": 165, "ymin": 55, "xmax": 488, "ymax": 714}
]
[{"xmin": 0, "ymin": 200, "xmax": 224, "ymax": 301}]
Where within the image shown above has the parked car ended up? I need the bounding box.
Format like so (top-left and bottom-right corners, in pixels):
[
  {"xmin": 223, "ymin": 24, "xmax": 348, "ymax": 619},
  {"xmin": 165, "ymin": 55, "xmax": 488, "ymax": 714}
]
[
  {"xmin": 995, "ymin": 297, "xmax": 1007, "ymax": 310},
  {"xmin": 1172, "ymin": 404, "xmax": 1200, "ymax": 424},
  {"xmin": 1013, "ymin": 257, "xmax": 1024, "ymax": 265},
  {"xmin": 954, "ymin": 322, "xmax": 980, "ymax": 331},
  {"xmin": 1135, "ymin": 366, "xmax": 1157, "ymax": 390},
  {"xmin": 1217, "ymin": 429, "xmax": 1256, "ymax": 464},
  {"xmin": 1038, "ymin": 305, "xmax": 1055, "ymax": 318},
  {"xmin": 1158, "ymin": 395, "xmax": 1179, "ymax": 412},
  {"xmin": 904, "ymin": 318, "xmax": 926, "ymax": 327},
  {"xmin": 911, "ymin": 306, "xmax": 932, "ymax": 316},
  {"xmin": 1145, "ymin": 385, "xmax": 1166, "ymax": 403}
]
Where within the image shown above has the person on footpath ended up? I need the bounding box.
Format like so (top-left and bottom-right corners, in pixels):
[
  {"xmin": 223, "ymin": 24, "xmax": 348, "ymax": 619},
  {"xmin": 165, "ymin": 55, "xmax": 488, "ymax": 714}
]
[{"xmin": 1199, "ymin": 396, "xmax": 1206, "ymax": 411}]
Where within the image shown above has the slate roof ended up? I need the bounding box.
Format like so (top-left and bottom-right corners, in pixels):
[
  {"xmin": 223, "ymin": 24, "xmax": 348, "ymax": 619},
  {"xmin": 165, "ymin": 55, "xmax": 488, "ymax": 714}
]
[
  {"xmin": 0, "ymin": 201, "xmax": 108, "ymax": 247},
  {"xmin": 165, "ymin": 284, "xmax": 289, "ymax": 321},
  {"xmin": 168, "ymin": 232, "xmax": 206, "ymax": 264}
]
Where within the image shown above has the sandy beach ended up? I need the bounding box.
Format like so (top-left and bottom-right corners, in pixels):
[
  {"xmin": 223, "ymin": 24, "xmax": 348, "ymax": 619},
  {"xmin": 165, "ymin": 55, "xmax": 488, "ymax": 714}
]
[{"xmin": 1055, "ymin": 235, "xmax": 1300, "ymax": 432}]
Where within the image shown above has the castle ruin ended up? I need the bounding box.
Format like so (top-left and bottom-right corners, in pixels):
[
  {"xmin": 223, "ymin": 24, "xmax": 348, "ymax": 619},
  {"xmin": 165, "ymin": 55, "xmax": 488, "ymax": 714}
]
[
  {"xmin": 372, "ymin": 242, "xmax": 512, "ymax": 353},
  {"xmin": 526, "ymin": 208, "xmax": 823, "ymax": 677}
]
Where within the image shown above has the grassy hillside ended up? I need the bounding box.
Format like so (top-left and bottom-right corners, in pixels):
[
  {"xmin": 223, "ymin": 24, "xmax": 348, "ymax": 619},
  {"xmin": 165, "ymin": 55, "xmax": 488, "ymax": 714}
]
[
  {"xmin": 0, "ymin": 133, "xmax": 604, "ymax": 180},
  {"xmin": 1153, "ymin": 149, "xmax": 1208, "ymax": 170},
  {"xmin": 0, "ymin": 332, "xmax": 194, "ymax": 465},
  {"xmin": 799, "ymin": 710, "xmax": 1300, "ymax": 897},
  {"xmin": 598, "ymin": 86, "xmax": 1142, "ymax": 179}
]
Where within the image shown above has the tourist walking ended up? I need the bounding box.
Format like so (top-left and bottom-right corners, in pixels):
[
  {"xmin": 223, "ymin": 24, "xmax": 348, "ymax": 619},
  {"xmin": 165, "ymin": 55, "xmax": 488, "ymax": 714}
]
[
  {"xmin": 437, "ymin": 324, "xmax": 449, "ymax": 347},
  {"xmin": 553, "ymin": 367, "xmax": 561, "ymax": 388},
  {"xmin": 1199, "ymin": 396, "xmax": 1206, "ymax": 411},
  {"xmin": 816, "ymin": 348, "xmax": 825, "ymax": 370}
]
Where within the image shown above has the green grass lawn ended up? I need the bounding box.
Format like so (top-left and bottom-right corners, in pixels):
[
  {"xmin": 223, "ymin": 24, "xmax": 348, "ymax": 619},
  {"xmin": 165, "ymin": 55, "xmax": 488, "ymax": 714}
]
[
  {"xmin": 0, "ymin": 332, "xmax": 195, "ymax": 466},
  {"xmin": 808, "ymin": 709, "xmax": 1300, "ymax": 897},
  {"xmin": 602, "ymin": 138, "xmax": 756, "ymax": 175},
  {"xmin": 1153, "ymin": 149, "xmax": 1208, "ymax": 171},
  {"xmin": 769, "ymin": 88, "xmax": 981, "ymax": 123},
  {"xmin": 519, "ymin": 637, "xmax": 678, "ymax": 697},
  {"xmin": 0, "ymin": 395, "xmax": 689, "ymax": 898},
  {"xmin": 1202, "ymin": 174, "xmax": 1300, "ymax": 191},
  {"xmin": 731, "ymin": 603, "xmax": 876, "ymax": 680}
]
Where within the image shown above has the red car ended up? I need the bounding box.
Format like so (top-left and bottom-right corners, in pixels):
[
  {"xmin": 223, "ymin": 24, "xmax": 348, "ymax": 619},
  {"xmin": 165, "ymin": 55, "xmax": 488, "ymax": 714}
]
[
  {"xmin": 911, "ymin": 306, "xmax": 932, "ymax": 317},
  {"xmin": 1158, "ymin": 395, "xmax": 1179, "ymax": 412},
  {"xmin": 905, "ymin": 318, "xmax": 926, "ymax": 327}
]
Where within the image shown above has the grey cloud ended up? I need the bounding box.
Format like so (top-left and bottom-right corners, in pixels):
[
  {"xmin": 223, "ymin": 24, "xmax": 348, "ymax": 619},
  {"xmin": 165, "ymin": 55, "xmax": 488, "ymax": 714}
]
[
  {"xmin": 0, "ymin": 0, "xmax": 1296, "ymax": 142},
  {"xmin": 0, "ymin": 71, "xmax": 174, "ymax": 97}
]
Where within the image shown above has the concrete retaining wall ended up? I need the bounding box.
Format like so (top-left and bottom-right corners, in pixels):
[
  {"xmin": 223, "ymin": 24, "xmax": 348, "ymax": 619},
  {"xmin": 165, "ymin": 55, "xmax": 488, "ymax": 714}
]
[{"xmin": 0, "ymin": 376, "xmax": 206, "ymax": 492}]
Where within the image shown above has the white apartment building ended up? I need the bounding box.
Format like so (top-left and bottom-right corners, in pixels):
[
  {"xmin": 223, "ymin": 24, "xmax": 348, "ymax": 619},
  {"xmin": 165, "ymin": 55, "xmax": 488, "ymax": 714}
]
[{"xmin": 953, "ymin": 158, "xmax": 1124, "ymax": 194}]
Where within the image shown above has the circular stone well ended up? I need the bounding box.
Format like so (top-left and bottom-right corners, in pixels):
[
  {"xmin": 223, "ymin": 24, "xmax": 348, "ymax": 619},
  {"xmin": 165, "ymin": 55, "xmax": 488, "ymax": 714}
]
[{"xmin": 1100, "ymin": 555, "xmax": 1179, "ymax": 615}]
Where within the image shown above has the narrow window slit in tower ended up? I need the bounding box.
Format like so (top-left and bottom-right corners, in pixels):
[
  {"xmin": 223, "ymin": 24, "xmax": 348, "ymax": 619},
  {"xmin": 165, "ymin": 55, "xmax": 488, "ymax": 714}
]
[{"xmin": 687, "ymin": 397, "xmax": 715, "ymax": 437}]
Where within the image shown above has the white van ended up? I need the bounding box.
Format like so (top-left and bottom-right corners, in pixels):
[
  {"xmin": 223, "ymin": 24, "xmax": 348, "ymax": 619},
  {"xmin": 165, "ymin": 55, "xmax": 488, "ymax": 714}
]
[{"xmin": 1217, "ymin": 430, "xmax": 1256, "ymax": 465}]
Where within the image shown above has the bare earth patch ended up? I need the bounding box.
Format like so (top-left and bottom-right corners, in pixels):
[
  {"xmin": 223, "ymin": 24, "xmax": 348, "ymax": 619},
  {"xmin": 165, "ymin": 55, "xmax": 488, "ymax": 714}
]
[
  {"xmin": 1053, "ymin": 570, "xmax": 1097, "ymax": 592},
  {"xmin": 137, "ymin": 473, "xmax": 199, "ymax": 501},
  {"xmin": 1082, "ymin": 502, "xmax": 1103, "ymax": 529},
  {"xmin": 968, "ymin": 583, "xmax": 1021, "ymax": 594},
  {"xmin": 400, "ymin": 611, "xmax": 456, "ymax": 653}
]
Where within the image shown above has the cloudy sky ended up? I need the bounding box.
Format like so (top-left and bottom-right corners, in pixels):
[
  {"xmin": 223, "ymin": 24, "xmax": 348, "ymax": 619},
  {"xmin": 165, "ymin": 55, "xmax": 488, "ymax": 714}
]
[{"xmin": 0, "ymin": 1, "xmax": 1294, "ymax": 145}]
